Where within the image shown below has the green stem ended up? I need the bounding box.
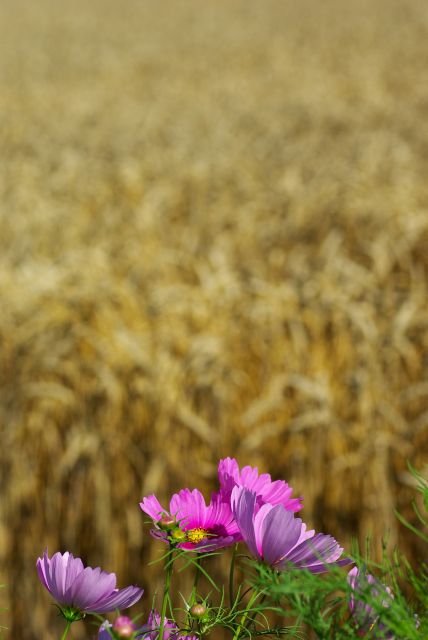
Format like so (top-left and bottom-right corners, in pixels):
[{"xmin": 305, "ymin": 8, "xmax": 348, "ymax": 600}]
[
  {"xmin": 197, "ymin": 619, "xmax": 205, "ymax": 639},
  {"xmin": 229, "ymin": 544, "xmax": 237, "ymax": 608},
  {"xmin": 60, "ymin": 621, "xmax": 72, "ymax": 640},
  {"xmin": 244, "ymin": 592, "xmax": 266, "ymax": 630},
  {"xmin": 232, "ymin": 590, "xmax": 260, "ymax": 640},
  {"xmin": 193, "ymin": 552, "xmax": 202, "ymax": 594},
  {"xmin": 158, "ymin": 550, "xmax": 175, "ymax": 640}
]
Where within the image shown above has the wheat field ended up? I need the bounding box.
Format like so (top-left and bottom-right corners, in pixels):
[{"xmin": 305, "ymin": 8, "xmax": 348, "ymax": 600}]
[{"xmin": 0, "ymin": 0, "xmax": 428, "ymax": 637}]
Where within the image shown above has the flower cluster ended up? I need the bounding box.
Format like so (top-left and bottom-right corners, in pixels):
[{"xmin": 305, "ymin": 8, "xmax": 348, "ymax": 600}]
[
  {"xmin": 37, "ymin": 457, "xmax": 356, "ymax": 640},
  {"xmin": 140, "ymin": 457, "xmax": 303, "ymax": 552},
  {"xmin": 140, "ymin": 457, "xmax": 346, "ymax": 573}
]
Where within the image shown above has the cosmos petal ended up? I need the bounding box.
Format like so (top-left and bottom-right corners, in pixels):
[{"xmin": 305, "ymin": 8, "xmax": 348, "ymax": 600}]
[
  {"xmin": 218, "ymin": 457, "xmax": 302, "ymax": 512},
  {"xmin": 231, "ymin": 487, "xmax": 260, "ymax": 559},
  {"xmin": 261, "ymin": 506, "xmax": 303, "ymax": 565},
  {"xmin": 140, "ymin": 495, "xmax": 168, "ymax": 521}
]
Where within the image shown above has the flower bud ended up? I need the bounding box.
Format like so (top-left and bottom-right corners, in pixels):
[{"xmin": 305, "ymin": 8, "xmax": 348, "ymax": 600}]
[
  {"xmin": 189, "ymin": 603, "xmax": 207, "ymax": 619},
  {"xmin": 158, "ymin": 514, "xmax": 177, "ymax": 530},
  {"xmin": 171, "ymin": 528, "xmax": 187, "ymax": 542},
  {"xmin": 113, "ymin": 615, "xmax": 136, "ymax": 638}
]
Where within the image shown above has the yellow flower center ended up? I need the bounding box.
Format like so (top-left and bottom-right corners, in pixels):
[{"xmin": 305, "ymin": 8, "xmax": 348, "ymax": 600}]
[{"xmin": 186, "ymin": 527, "xmax": 209, "ymax": 544}]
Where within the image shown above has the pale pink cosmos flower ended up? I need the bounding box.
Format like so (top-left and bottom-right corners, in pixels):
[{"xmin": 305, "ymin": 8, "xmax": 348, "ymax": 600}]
[
  {"xmin": 232, "ymin": 487, "xmax": 350, "ymax": 573},
  {"xmin": 37, "ymin": 550, "xmax": 143, "ymax": 615}
]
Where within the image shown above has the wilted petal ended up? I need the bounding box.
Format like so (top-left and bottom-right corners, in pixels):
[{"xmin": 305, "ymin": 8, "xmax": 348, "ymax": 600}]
[{"xmin": 150, "ymin": 528, "xmax": 169, "ymax": 543}]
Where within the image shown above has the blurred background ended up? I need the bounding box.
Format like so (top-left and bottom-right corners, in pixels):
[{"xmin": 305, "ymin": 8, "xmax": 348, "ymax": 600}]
[{"xmin": 0, "ymin": 0, "xmax": 428, "ymax": 637}]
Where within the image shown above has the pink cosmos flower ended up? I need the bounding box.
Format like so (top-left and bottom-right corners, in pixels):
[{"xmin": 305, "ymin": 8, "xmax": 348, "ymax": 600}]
[
  {"xmin": 218, "ymin": 457, "xmax": 302, "ymax": 512},
  {"xmin": 140, "ymin": 488, "xmax": 242, "ymax": 551},
  {"xmin": 232, "ymin": 488, "xmax": 350, "ymax": 573},
  {"xmin": 37, "ymin": 550, "xmax": 143, "ymax": 615}
]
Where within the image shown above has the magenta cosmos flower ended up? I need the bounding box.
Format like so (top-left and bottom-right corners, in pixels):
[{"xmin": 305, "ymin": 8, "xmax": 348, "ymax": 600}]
[
  {"xmin": 37, "ymin": 550, "xmax": 143, "ymax": 615},
  {"xmin": 218, "ymin": 457, "xmax": 302, "ymax": 512},
  {"xmin": 232, "ymin": 488, "xmax": 350, "ymax": 573},
  {"xmin": 140, "ymin": 488, "xmax": 242, "ymax": 551}
]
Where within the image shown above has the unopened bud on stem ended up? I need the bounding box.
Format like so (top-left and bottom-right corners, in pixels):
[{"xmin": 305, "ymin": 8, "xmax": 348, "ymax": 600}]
[
  {"xmin": 190, "ymin": 603, "xmax": 207, "ymax": 619},
  {"xmin": 158, "ymin": 514, "xmax": 177, "ymax": 530}
]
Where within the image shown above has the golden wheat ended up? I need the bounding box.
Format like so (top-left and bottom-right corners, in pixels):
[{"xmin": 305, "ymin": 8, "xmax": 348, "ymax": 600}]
[{"xmin": 0, "ymin": 0, "xmax": 428, "ymax": 637}]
